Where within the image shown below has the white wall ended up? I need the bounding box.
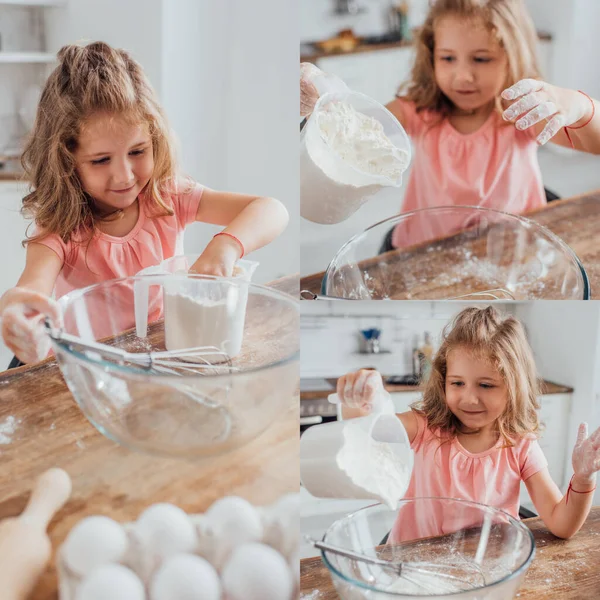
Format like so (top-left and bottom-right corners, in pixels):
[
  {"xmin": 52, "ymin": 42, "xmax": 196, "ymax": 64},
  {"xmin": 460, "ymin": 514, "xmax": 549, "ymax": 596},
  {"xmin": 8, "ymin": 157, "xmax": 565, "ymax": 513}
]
[
  {"xmin": 300, "ymin": 0, "xmax": 429, "ymax": 42},
  {"xmin": 300, "ymin": 301, "xmax": 518, "ymax": 377}
]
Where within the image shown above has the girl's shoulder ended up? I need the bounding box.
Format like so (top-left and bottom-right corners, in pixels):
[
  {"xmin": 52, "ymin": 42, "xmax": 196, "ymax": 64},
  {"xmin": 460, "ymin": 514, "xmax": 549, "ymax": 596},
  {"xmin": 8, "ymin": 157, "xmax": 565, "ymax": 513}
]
[{"xmin": 388, "ymin": 97, "xmax": 442, "ymax": 136}]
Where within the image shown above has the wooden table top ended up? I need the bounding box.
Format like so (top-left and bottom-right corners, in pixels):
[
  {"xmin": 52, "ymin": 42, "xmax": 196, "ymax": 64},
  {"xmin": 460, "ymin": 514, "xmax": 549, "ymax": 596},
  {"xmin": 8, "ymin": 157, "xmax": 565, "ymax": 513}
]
[
  {"xmin": 0, "ymin": 275, "xmax": 299, "ymax": 599},
  {"xmin": 300, "ymin": 191, "xmax": 600, "ymax": 300},
  {"xmin": 300, "ymin": 506, "xmax": 600, "ymax": 599}
]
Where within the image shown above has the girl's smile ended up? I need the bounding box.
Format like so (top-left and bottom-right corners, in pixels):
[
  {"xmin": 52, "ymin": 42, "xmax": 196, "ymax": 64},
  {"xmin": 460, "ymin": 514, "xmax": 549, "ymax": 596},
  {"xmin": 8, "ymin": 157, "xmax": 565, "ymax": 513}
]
[
  {"xmin": 445, "ymin": 347, "xmax": 508, "ymax": 434},
  {"xmin": 74, "ymin": 112, "xmax": 154, "ymax": 214}
]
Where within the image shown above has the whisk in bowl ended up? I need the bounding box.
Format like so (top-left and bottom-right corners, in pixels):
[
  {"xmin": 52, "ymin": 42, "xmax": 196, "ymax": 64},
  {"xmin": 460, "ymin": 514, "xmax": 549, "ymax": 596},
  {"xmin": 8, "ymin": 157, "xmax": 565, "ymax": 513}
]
[
  {"xmin": 308, "ymin": 537, "xmax": 487, "ymax": 595},
  {"xmin": 44, "ymin": 320, "xmax": 237, "ymax": 376}
]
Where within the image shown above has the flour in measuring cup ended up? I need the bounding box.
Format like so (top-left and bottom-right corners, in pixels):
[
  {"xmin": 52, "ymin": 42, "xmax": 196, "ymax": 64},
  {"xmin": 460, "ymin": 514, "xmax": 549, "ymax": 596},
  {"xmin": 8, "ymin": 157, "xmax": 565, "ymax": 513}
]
[
  {"xmin": 336, "ymin": 418, "xmax": 411, "ymax": 509},
  {"xmin": 317, "ymin": 101, "xmax": 409, "ymax": 180},
  {"xmin": 301, "ymin": 100, "xmax": 410, "ymax": 224},
  {"xmin": 164, "ymin": 290, "xmax": 244, "ymax": 360}
]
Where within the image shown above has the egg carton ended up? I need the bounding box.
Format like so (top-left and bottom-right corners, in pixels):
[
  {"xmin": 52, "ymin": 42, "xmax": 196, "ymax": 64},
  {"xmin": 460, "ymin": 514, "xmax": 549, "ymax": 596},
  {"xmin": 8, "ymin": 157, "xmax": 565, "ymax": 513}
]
[{"xmin": 57, "ymin": 495, "xmax": 300, "ymax": 600}]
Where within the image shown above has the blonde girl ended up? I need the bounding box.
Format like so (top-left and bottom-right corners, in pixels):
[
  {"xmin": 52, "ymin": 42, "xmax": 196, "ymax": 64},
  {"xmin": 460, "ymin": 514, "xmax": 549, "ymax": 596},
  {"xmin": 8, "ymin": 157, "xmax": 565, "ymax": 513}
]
[
  {"xmin": 301, "ymin": 0, "xmax": 600, "ymax": 249},
  {"xmin": 0, "ymin": 41, "xmax": 289, "ymax": 367},
  {"xmin": 338, "ymin": 306, "xmax": 600, "ymax": 539}
]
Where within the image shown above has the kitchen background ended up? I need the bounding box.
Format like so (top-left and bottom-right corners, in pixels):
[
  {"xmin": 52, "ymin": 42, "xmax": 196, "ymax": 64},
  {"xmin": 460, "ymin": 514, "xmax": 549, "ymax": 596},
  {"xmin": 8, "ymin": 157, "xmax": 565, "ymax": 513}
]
[
  {"xmin": 300, "ymin": 0, "xmax": 600, "ymax": 276},
  {"xmin": 300, "ymin": 300, "xmax": 600, "ymax": 557},
  {"xmin": 0, "ymin": 0, "xmax": 298, "ymax": 369}
]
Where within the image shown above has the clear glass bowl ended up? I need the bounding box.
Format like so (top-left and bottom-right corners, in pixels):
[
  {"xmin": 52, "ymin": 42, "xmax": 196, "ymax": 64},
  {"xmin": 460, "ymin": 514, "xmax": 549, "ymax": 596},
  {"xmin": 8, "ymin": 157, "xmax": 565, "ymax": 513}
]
[
  {"xmin": 321, "ymin": 206, "xmax": 590, "ymax": 300},
  {"xmin": 50, "ymin": 274, "xmax": 299, "ymax": 459},
  {"xmin": 321, "ymin": 498, "xmax": 535, "ymax": 599}
]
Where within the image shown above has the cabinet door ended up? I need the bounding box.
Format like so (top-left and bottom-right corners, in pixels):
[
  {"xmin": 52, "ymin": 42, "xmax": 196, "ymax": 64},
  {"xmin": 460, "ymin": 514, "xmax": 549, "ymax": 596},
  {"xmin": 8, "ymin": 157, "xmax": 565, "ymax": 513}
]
[
  {"xmin": 520, "ymin": 393, "xmax": 571, "ymax": 510},
  {"xmin": 0, "ymin": 182, "xmax": 30, "ymax": 296},
  {"xmin": 389, "ymin": 391, "xmax": 422, "ymax": 413},
  {"xmin": 0, "ymin": 182, "xmax": 30, "ymax": 370},
  {"xmin": 317, "ymin": 47, "xmax": 414, "ymax": 105}
]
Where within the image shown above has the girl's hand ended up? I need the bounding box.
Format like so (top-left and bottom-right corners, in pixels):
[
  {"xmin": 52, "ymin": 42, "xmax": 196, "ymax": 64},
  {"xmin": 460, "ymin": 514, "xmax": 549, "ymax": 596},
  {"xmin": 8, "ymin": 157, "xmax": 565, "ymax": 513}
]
[
  {"xmin": 501, "ymin": 79, "xmax": 593, "ymax": 146},
  {"xmin": 571, "ymin": 422, "xmax": 600, "ymax": 484},
  {"xmin": 300, "ymin": 63, "xmax": 322, "ymax": 117},
  {"xmin": 189, "ymin": 235, "xmax": 241, "ymax": 278},
  {"xmin": 336, "ymin": 369, "xmax": 384, "ymax": 413},
  {"xmin": 0, "ymin": 288, "xmax": 62, "ymax": 365}
]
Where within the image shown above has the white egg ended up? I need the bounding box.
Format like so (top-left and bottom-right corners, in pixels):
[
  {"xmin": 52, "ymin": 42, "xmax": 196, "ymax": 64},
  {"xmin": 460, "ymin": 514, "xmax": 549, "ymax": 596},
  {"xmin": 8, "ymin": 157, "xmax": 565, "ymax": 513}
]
[
  {"xmin": 288, "ymin": 548, "xmax": 300, "ymax": 590},
  {"xmin": 262, "ymin": 493, "xmax": 300, "ymax": 560},
  {"xmin": 134, "ymin": 503, "xmax": 197, "ymax": 559},
  {"xmin": 75, "ymin": 564, "xmax": 145, "ymax": 600},
  {"xmin": 205, "ymin": 496, "xmax": 263, "ymax": 568},
  {"xmin": 193, "ymin": 514, "xmax": 219, "ymax": 565},
  {"xmin": 63, "ymin": 516, "xmax": 128, "ymax": 576},
  {"xmin": 221, "ymin": 543, "xmax": 293, "ymax": 600},
  {"xmin": 150, "ymin": 553, "xmax": 221, "ymax": 600}
]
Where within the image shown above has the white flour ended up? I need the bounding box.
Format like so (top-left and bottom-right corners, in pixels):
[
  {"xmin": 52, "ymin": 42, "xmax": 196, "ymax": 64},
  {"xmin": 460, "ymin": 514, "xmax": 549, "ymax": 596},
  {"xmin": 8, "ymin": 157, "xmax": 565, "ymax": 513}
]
[
  {"xmin": 301, "ymin": 100, "xmax": 410, "ymax": 224},
  {"xmin": 164, "ymin": 289, "xmax": 245, "ymax": 361},
  {"xmin": 336, "ymin": 418, "xmax": 411, "ymax": 509},
  {"xmin": 0, "ymin": 416, "xmax": 19, "ymax": 444}
]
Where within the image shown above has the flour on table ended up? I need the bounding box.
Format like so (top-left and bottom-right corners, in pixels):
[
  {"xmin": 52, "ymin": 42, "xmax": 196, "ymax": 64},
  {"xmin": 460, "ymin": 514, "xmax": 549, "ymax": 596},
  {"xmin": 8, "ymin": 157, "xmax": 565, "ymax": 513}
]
[{"xmin": 0, "ymin": 416, "xmax": 20, "ymax": 444}]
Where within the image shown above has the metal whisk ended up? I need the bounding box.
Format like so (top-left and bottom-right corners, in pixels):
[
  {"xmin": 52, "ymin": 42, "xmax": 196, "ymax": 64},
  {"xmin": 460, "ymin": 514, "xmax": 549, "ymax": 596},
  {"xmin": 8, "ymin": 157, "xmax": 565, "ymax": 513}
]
[
  {"xmin": 308, "ymin": 538, "xmax": 487, "ymax": 595},
  {"xmin": 45, "ymin": 321, "xmax": 237, "ymax": 376}
]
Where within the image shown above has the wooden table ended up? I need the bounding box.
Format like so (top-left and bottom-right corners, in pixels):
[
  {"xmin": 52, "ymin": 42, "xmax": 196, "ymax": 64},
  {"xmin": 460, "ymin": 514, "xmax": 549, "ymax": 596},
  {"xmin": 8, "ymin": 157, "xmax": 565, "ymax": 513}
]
[
  {"xmin": 300, "ymin": 506, "xmax": 600, "ymax": 599},
  {"xmin": 0, "ymin": 275, "xmax": 299, "ymax": 600},
  {"xmin": 300, "ymin": 191, "xmax": 600, "ymax": 299}
]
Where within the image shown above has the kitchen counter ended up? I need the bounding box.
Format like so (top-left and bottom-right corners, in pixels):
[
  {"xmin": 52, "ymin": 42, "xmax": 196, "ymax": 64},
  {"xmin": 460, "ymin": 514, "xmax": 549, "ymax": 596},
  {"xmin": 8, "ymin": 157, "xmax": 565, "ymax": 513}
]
[
  {"xmin": 0, "ymin": 275, "xmax": 299, "ymax": 599},
  {"xmin": 301, "ymin": 31, "xmax": 552, "ymax": 63},
  {"xmin": 300, "ymin": 505, "xmax": 600, "ymax": 598},
  {"xmin": 301, "ymin": 379, "xmax": 573, "ymax": 400},
  {"xmin": 300, "ymin": 190, "xmax": 600, "ymax": 299}
]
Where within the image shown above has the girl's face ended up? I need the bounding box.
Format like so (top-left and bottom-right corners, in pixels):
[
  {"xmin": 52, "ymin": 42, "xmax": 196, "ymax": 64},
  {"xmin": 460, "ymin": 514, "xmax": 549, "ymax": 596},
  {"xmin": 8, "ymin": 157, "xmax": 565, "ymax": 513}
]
[
  {"xmin": 74, "ymin": 112, "xmax": 154, "ymax": 214},
  {"xmin": 445, "ymin": 347, "xmax": 509, "ymax": 433},
  {"xmin": 433, "ymin": 16, "xmax": 508, "ymax": 113}
]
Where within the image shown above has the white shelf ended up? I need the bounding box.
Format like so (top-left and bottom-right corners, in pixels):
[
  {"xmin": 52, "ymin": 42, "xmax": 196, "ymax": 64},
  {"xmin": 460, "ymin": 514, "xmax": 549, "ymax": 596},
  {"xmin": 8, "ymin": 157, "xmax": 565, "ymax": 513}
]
[
  {"xmin": 0, "ymin": 1, "xmax": 65, "ymax": 6},
  {"xmin": 0, "ymin": 52, "xmax": 55, "ymax": 63}
]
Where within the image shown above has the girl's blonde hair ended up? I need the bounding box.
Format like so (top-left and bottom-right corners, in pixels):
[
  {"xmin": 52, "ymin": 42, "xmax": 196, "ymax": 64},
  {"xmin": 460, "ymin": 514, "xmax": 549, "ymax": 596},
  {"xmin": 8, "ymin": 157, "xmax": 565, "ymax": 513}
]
[
  {"xmin": 400, "ymin": 0, "xmax": 541, "ymax": 118},
  {"xmin": 413, "ymin": 305, "xmax": 541, "ymax": 446},
  {"xmin": 21, "ymin": 41, "xmax": 177, "ymax": 246}
]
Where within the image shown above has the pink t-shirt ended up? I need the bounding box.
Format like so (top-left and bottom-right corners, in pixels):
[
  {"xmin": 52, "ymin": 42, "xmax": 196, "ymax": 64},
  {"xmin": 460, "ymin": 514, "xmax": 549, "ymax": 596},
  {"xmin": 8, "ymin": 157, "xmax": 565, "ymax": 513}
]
[
  {"xmin": 388, "ymin": 412, "xmax": 547, "ymax": 543},
  {"xmin": 390, "ymin": 99, "xmax": 547, "ymax": 249},
  {"xmin": 35, "ymin": 183, "xmax": 203, "ymax": 337}
]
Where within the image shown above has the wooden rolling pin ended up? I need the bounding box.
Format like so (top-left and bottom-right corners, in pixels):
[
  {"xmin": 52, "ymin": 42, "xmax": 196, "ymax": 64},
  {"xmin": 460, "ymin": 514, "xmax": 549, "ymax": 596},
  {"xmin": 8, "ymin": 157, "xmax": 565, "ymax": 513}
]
[{"xmin": 0, "ymin": 468, "xmax": 72, "ymax": 600}]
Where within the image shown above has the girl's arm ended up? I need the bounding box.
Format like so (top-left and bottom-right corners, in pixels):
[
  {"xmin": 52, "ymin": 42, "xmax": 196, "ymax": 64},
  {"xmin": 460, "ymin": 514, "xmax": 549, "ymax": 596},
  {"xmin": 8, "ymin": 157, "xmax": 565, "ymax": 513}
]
[
  {"xmin": 336, "ymin": 368, "xmax": 419, "ymax": 442},
  {"xmin": 1, "ymin": 243, "xmax": 63, "ymax": 364},
  {"xmin": 502, "ymin": 79, "xmax": 600, "ymax": 154},
  {"xmin": 190, "ymin": 189, "xmax": 289, "ymax": 277},
  {"xmin": 526, "ymin": 422, "xmax": 600, "ymax": 539}
]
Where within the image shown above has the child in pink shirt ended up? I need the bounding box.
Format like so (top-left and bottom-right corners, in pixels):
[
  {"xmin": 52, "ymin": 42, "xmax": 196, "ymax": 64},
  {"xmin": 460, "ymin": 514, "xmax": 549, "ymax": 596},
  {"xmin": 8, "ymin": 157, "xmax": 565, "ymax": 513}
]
[
  {"xmin": 301, "ymin": 0, "xmax": 600, "ymax": 250},
  {"xmin": 0, "ymin": 41, "xmax": 289, "ymax": 367},
  {"xmin": 337, "ymin": 306, "xmax": 600, "ymax": 541}
]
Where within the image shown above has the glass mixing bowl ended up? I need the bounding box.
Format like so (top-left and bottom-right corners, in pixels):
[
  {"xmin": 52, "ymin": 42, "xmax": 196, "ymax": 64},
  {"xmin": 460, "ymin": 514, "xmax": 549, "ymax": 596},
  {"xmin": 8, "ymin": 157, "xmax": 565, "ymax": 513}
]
[
  {"xmin": 50, "ymin": 274, "xmax": 299, "ymax": 459},
  {"xmin": 321, "ymin": 498, "xmax": 535, "ymax": 599},
  {"xmin": 321, "ymin": 206, "xmax": 590, "ymax": 300}
]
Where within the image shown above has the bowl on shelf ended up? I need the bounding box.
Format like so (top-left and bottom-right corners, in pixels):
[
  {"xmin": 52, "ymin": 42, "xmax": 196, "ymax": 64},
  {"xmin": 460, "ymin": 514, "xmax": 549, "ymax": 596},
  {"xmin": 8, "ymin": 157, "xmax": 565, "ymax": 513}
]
[
  {"xmin": 321, "ymin": 498, "xmax": 535, "ymax": 599},
  {"xmin": 321, "ymin": 206, "xmax": 589, "ymax": 300},
  {"xmin": 50, "ymin": 274, "xmax": 299, "ymax": 459}
]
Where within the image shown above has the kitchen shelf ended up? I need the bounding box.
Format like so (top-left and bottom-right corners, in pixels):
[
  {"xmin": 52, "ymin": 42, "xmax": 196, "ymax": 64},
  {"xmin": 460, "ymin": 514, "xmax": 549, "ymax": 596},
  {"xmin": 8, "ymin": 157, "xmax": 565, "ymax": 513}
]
[
  {"xmin": 0, "ymin": 1, "xmax": 65, "ymax": 5},
  {"xmin": 0, "ymin": 52, "xmax": 55, "ymax": 63},
  {"xmin": 353, "ymin": 350, "xmax": 392, "ymax": 355}
]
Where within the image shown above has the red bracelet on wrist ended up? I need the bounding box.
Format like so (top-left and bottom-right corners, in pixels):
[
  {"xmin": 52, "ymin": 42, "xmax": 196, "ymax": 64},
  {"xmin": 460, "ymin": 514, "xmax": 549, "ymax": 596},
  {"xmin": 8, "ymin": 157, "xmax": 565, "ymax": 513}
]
[
  {"xmin": 564, "ymin": 90, "xmax": 595, "ymax": 149},
  {"xmin": 565, "ymin": 474, "xmax": 597, "ymax": 505},
  {"xmin": 213, "ymin": 232, "xmax": 245, "ymax": 258}
]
